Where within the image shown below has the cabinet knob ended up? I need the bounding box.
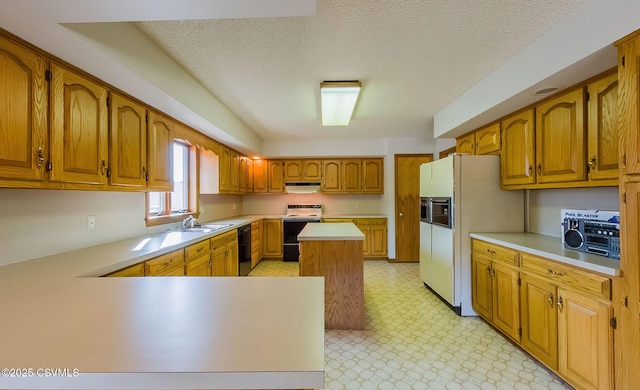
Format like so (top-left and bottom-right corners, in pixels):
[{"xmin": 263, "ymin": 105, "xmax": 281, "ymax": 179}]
[
  {"xmin": 548, "ymin": 293, "xmax": 555, "ymax": 308},
  {"xmin": 399, "ymin": 212, "xmax": 404, "ymax": 217},
  {"xmin": 557, "ymin": 296, "xmax": 564, "ymax": 312},
  {"xmin": 536, "ymin": 164, "xmax": 542, "ymax": 175}
]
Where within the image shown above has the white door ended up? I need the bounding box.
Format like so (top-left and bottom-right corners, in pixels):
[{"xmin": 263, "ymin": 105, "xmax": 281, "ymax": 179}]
[
  {"xmin": 428, "ymin": 224, "xmax": 455, "ymax": 305},
  {"xmin": 419, "ymin": 221, "xmax": 432, "ymax": 283}
]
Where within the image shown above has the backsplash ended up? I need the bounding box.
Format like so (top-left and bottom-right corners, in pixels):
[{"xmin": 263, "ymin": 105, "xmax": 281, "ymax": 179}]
[
  {"xmin": 242, "ymin": 194, "xmax": 384, "ymax": 216},
  {"xmin": 527, "ymin": 187, "xmax": 619, "ymax": 238}
]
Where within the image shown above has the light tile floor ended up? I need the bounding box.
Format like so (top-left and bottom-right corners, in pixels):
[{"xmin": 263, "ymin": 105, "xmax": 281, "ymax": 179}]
[{"xmin": 249, "ymin": 260, "xmax": 573, "ymax": 390}]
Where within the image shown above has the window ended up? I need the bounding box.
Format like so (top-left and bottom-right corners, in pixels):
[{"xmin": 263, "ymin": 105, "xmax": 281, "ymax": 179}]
[{"xmin": 146, "ymin": 140, "xmax": 197, "ymax": 226}]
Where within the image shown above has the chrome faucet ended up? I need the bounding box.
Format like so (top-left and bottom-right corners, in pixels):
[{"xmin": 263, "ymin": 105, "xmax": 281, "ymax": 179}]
[{"xmin": 182, "ymin": 215, "xmax": 196, "ymax": 228}]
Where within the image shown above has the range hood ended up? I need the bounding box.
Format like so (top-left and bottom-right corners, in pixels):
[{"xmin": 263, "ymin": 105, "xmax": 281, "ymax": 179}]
[{"xmin": 285, "ymin": 182, "xmax": 322, "ymax": 194}]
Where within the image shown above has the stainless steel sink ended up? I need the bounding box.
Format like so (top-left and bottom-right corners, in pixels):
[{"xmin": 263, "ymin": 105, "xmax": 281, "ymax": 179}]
[{"xmin": 171, "ymin": 223, "xmax": 234, "ymax": 234}]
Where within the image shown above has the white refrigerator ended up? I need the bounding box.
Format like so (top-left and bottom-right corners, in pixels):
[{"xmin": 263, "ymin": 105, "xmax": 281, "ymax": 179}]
[{"xmin": 419, "ymin": 154, "xmax": 524, "ymax": 316}]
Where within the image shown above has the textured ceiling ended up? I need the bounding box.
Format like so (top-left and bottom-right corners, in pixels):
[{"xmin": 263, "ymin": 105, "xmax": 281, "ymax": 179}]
[{"xmin": 136, "ymin": 0, "xmax": 585, "ymax": 141}]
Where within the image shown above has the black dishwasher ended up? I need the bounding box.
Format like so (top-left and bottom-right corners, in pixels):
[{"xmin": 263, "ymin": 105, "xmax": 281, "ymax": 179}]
[{"xmin": 238, "ymin": 224, "xmax": 252, "ymax": 276}]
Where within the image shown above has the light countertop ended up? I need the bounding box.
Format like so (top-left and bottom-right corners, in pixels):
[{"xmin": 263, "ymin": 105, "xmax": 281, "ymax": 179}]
[
  {"xmin": 298, "ymin": 222, "xmax": 365, "ymax": 241},
  {"xmin": 469, "ymin": 232, "xmax": 620, "ymax": 276},
  {"xmin": 0, "ymin": 215, "xmax": 325, "ymax": 390}
]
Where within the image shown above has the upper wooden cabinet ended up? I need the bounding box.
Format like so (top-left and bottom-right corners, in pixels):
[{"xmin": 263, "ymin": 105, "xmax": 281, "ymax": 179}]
[
  {"xmin": 456, "ymin": 132, "xmax": 475, "ymax": 155},
  {"xmin": 253, "ymin": 159, "xmax": 284, "ymax": 193},
  {"xmin": 230, "ymin": 150, "xmax": 240, "ymax": 193},
  {"xmin": 587, "ymin": 72, "xmax": 618, "ymax": 184},
  {"xmin": 0, "ymin": 35, "xmax": 48, "ymax": 183},
  {"xmin": 146, "ymin": 110, "xmax": 173, "ymax": 191},
  {"xmin": 284, "ymin": 159, "xmax": 322, "ymax": 182},
  {"xmin": 49, "ymin": 62, "xmax": 109, "ymax": 186},
  {"xmin": 501, "ymin": 109, "xmax": 536, "ymax": 187},
  {"xmin": 618, "ymin": 35, "xmax": 640, "ymax": 176},
  {"xmin": 322, "ymin": 159, "xmax": 362, "ymax": 193},
  {"xmin": 535, "ymin": 87, "xmax": 587, "ymax": 184},
  {"xmin": 455, "ymin": 123, "xmax": 501, "ymax": 156},
  {"xmin": 218, "ymin": 144, "xmax": 231, "ymax": 192},
  {"xmin": 362, "ymin": 158, "xmax": 384, "ymax": 193},
  {"xmin": 108, "ymin": 92, "xmax": 147, "ymax": 188},
  {"xmin": 500, "ymin": 71, "xmax": 617, "ymax": 190},
  {"xmin": 476, "ymin": 123, "xmax": 502, "ymax": 155}
]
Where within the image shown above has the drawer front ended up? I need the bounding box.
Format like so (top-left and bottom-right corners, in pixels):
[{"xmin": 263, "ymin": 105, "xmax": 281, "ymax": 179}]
[
  {"xmin": 105, "ymin": 263, "xmax": 144, "ymax": 277},
  {"xmin": 521, "ymin": 253, "xmax": 611, "ymax": 300},
  {"xmin": 185, "ymin": 239, "xmax": 210, "ymax": 261},
  {"xmin": 211, "ymin": 230, "xmax": 238, "ymax": 250},
  {"xmin": 354, "ymin": 218, "xmax": 387, "ymax": 225},
  {"xmin": 472, "ymin": 239, "xmax": 519, "ymax": 266},
  {"xmin": 322, "ymin": 218, "xmax": 354, "ymax": 223},
  {"xmin": 145, "ymin": 249, "xmax": 185, "ymax": 276}
]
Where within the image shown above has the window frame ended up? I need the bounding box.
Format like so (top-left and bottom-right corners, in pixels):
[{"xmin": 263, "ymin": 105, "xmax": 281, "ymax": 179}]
[{"xmin": 145, "ymin": 139, "xmax": 199, "ymax": 227}]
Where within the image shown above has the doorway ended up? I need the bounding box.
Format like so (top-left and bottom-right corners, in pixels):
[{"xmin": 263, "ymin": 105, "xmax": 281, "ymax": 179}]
[{"xmin": 394, "ymin": 154, "xmax": 432, "ymax": 262}]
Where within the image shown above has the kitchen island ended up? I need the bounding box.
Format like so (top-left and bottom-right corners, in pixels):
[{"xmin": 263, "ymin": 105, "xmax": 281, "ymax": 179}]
[
  {"xmin": 298, "ymin": 223, "xmax": 365, "ymax": 330},
  {"xmin": 0, "ymin": 216, "xmax": 325, "ymax": 390}
]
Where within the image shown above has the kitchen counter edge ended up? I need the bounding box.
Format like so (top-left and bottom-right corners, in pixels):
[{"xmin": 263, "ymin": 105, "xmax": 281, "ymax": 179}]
[{"xmin": 469, "ymin": 232, "xmax": 620, "ymax": 276}]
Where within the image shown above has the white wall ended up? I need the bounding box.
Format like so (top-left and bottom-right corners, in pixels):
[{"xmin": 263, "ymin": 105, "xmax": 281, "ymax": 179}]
[
  {"xmin": 526, "ymin": 187, "xmax": 619, "ymax": 238},
  {"xmin": 262, "ymin": 136, "xmax": 436, "ymax": 259},
  {"xmin": 242, "ymin": 193, "xmax": 383, "ymax": 216},
  {"xmin": 0, "ymin": 189, "xmax": 242, "ymax": 266}
]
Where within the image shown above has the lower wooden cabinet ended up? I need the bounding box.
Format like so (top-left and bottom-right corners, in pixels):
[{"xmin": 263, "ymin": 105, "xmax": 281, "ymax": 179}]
[
  {"xmin": 354, "ymin": 218, "xmax": 387, "ymax": 258},
  {"xmin": 144, "ymin": 249, "xmax": 185, "ymax": 276},
  {"xmin": 471, "ymin": 240, "xmax": 520, "ymax": 342},
  {"xmin": 471, "ymin": 238, "xmax": 614, "ymax": 390},
  {"xmin": 104, "ymin": 262, "xmax": 144, "ymax": 277},
  {"xmin": 263, "ymin": 219, "xmax": 283, "ymax": 259},
  {"xmin": 210, "ymin": 230, "xmax": 238, "ymax": 276},
  {"xmin": 184, "ymin": 239, "xmax": 211, "ymax": 276}
]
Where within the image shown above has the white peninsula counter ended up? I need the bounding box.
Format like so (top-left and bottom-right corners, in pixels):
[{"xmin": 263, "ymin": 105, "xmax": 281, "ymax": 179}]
[
  {"xmin": 0, "ymin": 216, "xmax": 325, "ymax": 390},
  {"xmin": 298, "ymin": 223, "xmax": 365, "ymax": 330}
]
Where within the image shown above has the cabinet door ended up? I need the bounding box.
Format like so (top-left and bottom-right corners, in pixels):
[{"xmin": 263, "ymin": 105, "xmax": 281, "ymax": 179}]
[
  {"xmin": 456, "ymin": 132, "xmax": 475, "ymax": 155},
  {"xmin": 239, "ymin": 156, "xmax": 248, "ymax": 192},
  {"xmin": 492, "ymin": 262, "xmax": 520, "ymax": 342},
  {"xmin": 362, "ymin": 158, "xmax": 384, "ymax": 193},
  {"xmin": 109, "ymin": 92, "xmax": 147, "ymax": 188},
  {"xmin": 471, "ymin": 255, "xmax": 493, "ymax": 320},
  {"xmin": 520, "ymin": 273, "xmax": 558, "ymax": 370},
  {"xmin": 50, "ymin": 63, "xmax": 108, "ymax": 185},
  {"xmin": 225, "ymin": 242, "xmax": 239, "ymax": 276},
  {"xmin": 356, "ymin": 225, "xmax": 371, "ymax": 256},
  {"xmin": 322, "ymin": 159, "xmax": 342, "ymax": 192},
  {"xmin": 218, "ymin": 145, "xmax": 231, "ymax": 192},
  {"xmin": 229, "ymin": 150, "xmax": 240, "ymax": 192},
  {"xmin": 0, "ymin": 36, "xmax": 47, "ymax": 182},
  {"xmin": 618, "ymin": 36, "xmax": 640, "ymax": 175},
  {"xmin": 535, "ymin": 88, "xmax": 587, "ymax": 184},
  {"xmin": 476, "ymin": 123, "xmax": 501, "ymax": 155},
  {"xmin": 557, "ymin": 288, "xmax": 613, "ymax": 390},
  {"xmin": 252, "ymin": 159, "xmax": 267, "ymax": 193},
  {"xmin": 342, "ymin": 159, "xmax": 362, "ymax": 192},
  {"xmin": 268, "ymin": 160, "xmax": 284, "ymax": 192},
  {"xmin": 185, "ymin": 254, "xmax": 211, "ymax": 276},
  {"xmin": 263, "ymin": 219, "xmax": 283, "ymax": 258},
  {"xmin": 211, "ymin": 247, "xmax": 226, "ymax": 276},
  {"xmin": 369, "ymin": 225, "xmax": 388, "ymax": 257},
  {"xmin": 284, "ymin": 160, "xmax": 303, "ymax": 181},
  {"xmin": 302, "ymin": 159, "xmax": 322, "ymax": 181},
  {"xmin": 146, "ymin": 110, "xmax": 173, "ymax": 191},
  {"xmin": 501, "ymin": 110, "xmax": 535, "ymax": 186},
  {"xmin": 587, "ymin": 72, "xmax": 619, "ymax": 184}
]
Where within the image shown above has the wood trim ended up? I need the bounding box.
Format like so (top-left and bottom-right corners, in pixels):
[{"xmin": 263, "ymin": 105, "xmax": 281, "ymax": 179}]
[{"xmin": 439, "ymin": 147, "xmax": 456, "ymax": 159}]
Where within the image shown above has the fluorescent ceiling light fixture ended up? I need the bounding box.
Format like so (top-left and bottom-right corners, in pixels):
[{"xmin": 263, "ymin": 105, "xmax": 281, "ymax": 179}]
[{"xmin": 320, "ymin": 81, "xmax": 361, "ymax": 126}]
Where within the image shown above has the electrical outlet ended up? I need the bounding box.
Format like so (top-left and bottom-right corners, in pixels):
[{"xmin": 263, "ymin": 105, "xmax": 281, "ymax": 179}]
[
  {"xmin": 232, "ymin": 203, "xmax": 237, "ymax": 210},
  {"xmin": 87, "ymin": 215, "xmax": 96, "ymax": 231}
]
